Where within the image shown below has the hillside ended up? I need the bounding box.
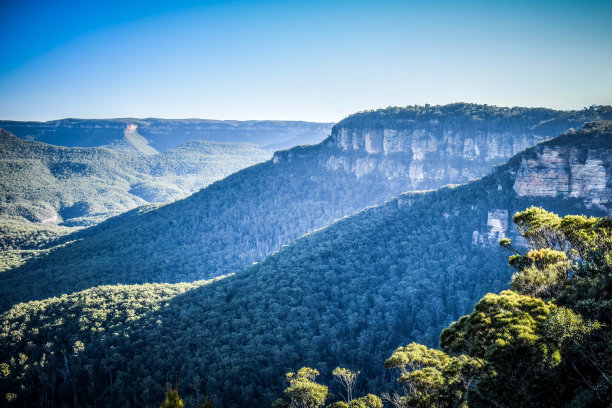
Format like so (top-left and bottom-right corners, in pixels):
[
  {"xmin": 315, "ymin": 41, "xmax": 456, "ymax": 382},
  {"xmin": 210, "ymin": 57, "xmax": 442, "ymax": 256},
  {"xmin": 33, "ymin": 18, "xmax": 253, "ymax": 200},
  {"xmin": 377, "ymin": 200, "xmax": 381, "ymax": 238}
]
[
  {"xmin": 0, "ymin": 130, "xmax": 272, "ymax": 226},
  {"xmin": 0, "ymin": 119, "xmax": 335, "ymax": 153},
  {"xmin": 1, "ymin": 105, "xmax": 610, "ymax": 311},
  {"xmin": 1, "ymin": 122, "xmax": 610, "ymax": 407}
]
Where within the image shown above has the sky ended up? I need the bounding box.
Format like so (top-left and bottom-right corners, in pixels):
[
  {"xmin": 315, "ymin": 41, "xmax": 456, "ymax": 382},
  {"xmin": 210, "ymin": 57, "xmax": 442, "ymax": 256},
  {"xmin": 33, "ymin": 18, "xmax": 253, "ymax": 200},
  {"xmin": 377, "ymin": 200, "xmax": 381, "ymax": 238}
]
[{"xmin": 1, "ymin": 0, "xmax": 611, "ymax": 122}]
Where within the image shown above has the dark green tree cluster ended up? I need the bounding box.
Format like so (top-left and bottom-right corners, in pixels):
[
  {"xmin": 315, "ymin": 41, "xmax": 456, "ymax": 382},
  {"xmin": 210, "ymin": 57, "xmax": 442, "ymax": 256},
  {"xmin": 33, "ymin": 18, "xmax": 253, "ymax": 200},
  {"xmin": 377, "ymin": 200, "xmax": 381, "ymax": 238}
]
[
  {"xmin": 338, "ymin": 103, "xmax": 612, "ymax": 134},
  {"xmin": 0, "ymin": 122, "xmax": 610, "ymax": 407},
  {"xmin": 0, "ymin": 279, "xmax": 223, "ymax": 408},
  {"xmin": 0, "ymin": 221, "xmax": 73, "ymax": 272},
  {"xmin": 1, "ymin": 179, "xmax": 605, "ymax": 407}
]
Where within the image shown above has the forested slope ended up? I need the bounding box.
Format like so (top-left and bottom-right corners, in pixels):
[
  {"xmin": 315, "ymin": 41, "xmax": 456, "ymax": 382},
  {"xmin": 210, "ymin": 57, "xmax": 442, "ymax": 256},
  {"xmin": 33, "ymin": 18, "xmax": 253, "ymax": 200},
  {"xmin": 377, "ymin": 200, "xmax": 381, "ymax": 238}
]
[
  {"xmin": 0, "ymin": 130, "xmax": 272, "ymax": 226},
  {"xmin": 1, "ymin": 106, "xmax": 609, "ymax": 310},
  {"xmin": 1, "ymin": 122, "xmax": 610, "ymax": 407}
]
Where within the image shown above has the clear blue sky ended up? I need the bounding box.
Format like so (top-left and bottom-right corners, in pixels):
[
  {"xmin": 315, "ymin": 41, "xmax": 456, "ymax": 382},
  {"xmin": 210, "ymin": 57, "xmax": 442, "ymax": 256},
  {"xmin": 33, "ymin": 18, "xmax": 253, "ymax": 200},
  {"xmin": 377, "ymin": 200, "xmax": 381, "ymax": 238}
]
[{"xmin": 1, "ymin": 0, "xmax": 611, "ymax": 122}]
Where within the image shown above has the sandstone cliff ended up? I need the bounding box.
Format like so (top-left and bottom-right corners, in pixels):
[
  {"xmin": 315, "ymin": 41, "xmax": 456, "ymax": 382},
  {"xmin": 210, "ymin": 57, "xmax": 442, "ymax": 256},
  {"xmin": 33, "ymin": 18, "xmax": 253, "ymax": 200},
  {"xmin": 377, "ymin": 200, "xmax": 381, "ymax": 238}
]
[
  {"xmin": 308, "ymin": 104, "xmax": 612, "ymax": 190},
  {"xmin": 512, "ymin": 126, "xmax": 612, "ymax": 209},
  {"xmin": 479, "ymin": 120, "xmax": 611, "ymax": 246}
]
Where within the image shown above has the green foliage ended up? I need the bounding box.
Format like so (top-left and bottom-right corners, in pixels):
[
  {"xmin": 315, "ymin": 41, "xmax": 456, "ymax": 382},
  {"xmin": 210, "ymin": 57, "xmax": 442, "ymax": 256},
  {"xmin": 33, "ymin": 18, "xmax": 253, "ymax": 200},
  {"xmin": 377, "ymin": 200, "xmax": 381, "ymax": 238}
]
[
  {"xmin": 510, "ymin": 248, "xmax": 571, "ymax": 298},
  {"xmin": 385, "ymin": 343, "xmax": 450, "ymax": 372},
  {"xmin": 0, "ymin": 172, "xmax": 518, "ymax": 406},
  {"xmin": 393, "ymin": 208, "xmax": 612, "ymax": 408},
  {"xmin": 439, "ymin": 291, "xmax": 566, "ymax": 407},
  {"xmin": 3, "ymin": 111, "xmax": 611, "ymax": 313},
  {"xmin": 2, "ymin": 129, "xmax": 611, "ymax": 407},
  {"xmin": 0, "ymin": 221, "xmax": 73, "ymax": 250},
  {"xmin": 508, "ymin": 208, "xmax": 612, "ymax": 304},
  {"xmin": 284, "ymin": 368, "xmax": 329, "ymax": 408},
  {"xmin": 513, "ymin": 206, "xmax": 564, "ymax": 250},
  {"xmin": 0, "ymin": 221, "xmax": 75, "ymax": 273},
  {"xmin": 1, "ymin": 118, "xmax": 611, "ymax": 407},
  {"xmin": 198, "ymin": 396, "xmax": 214, "ymax": 408},
  {"xmin": 441, "ymin": 291, "xmax": 554, "ymax": 358},
  {"xmin": 345, "ymin": 394, "xmax": 382, "ymax": 408},
  {"xmin": 339, "ymin": 104, "xmax": 612, "ymax": 135},
  {"xmin": 384, "ymin": 343, "xmax": 470, "ymax": 408},
  {"xmin": 0, "ymin": 279, "xmax": 221, "ymax": 407},
  {"xmin": 541, "ymin": 306, "xmax": 601, "ymax": 344},
  {"xmin": 273, "ymin": 398, "xmax": 291, "ymax": 408},
  {"xmin": 332, "ymin": 367, "xmax": 359, "ymax": 402},
  {"xmin": 160, "ymin": 387, "xmax": 184, "ymax": 408},
  {"xmin": 326, "ymin": 402, "xmax": 349, "ymax": 408},
  {"xmin": 279, "ymin": 368, "xmax": 381, "ymax": 408}
]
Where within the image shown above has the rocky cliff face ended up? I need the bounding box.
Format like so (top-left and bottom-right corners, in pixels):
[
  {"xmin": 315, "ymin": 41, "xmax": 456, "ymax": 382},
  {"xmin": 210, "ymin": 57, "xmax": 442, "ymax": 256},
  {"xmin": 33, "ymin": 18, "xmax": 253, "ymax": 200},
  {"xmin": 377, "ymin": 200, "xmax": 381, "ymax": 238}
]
[
  {"xmin": 513, "ymin": 143, "xmax": 612, "ymax": 209},
  {"xmin": 476, "ymin": 121, "xmax": 612, "ymax": 247},
  {"xmin": 394, "ymin": 121, "xmax": 612, "ymax": 249},
  {"xmin": 324, "ymin": 126, "xmax": 546, "ymax": 189},
  {"xmin": 296, "ymin": 104, "xmax": 612, "ymax": 191}
]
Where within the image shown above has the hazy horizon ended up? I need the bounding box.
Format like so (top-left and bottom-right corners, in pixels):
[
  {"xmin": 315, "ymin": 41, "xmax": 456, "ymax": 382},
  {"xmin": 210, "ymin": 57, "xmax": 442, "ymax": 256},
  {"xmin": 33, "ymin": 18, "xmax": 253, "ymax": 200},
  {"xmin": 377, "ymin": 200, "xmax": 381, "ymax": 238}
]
[{"xmin": 1, "ymin": 101, "xmax": 611, "ymax": 124}]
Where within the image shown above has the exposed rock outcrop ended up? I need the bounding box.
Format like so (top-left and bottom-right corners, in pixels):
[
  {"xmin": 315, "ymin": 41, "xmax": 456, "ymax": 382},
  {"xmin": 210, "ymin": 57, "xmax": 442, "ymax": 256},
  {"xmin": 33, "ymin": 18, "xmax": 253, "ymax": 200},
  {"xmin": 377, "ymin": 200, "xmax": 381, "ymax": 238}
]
[
  {"xmin": 304, "ymin": 104, "xmax": 612, "ymax": 191},
  {"xmin": 513, "ymin": 143, "xmax": 612, "ymax": 209},
  {"xmin": 324, "ymin": 127, "xmax": 545, "ymax": 189}
]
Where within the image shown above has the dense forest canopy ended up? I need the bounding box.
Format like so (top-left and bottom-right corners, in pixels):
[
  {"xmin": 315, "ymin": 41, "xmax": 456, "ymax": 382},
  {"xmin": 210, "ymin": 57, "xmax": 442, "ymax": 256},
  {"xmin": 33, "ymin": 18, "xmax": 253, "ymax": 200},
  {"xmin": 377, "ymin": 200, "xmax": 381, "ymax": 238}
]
[
  {"xmin": 1, "ymin": 123, "xmax": 610, "ymax": 407},
  {"xmin": 377, "ymin": 207, "xmax": 612, "ymax": 408},
  {"xmin": 1, "ymin": 112, "xmax": 610, "ymax": 312},
  {"xmin": 333, "ymin": 103, "xmax": 612, "ymax": 132}
]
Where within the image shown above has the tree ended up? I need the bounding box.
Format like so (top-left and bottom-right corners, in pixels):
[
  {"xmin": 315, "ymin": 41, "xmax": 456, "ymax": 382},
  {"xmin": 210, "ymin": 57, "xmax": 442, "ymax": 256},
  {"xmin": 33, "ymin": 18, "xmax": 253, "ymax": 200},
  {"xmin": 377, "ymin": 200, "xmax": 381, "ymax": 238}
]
[
  {"xmin": 440, "ymin": 290, "xmax": 563, "ymax": 407},
  {"xmin": 160, "ymin": 386, "xmax": 183, "ymax": 408},
  {"xmin": 284, "ymin": 367, "xmax": 329, "ymax": 408},
  {"xmin": 198, "ymin": 395, "xmax": 214, "ymax": 408},
  {"xmin": 348, "ymin": 394, "xmax": 383, "ymax": 408},
  {"xmin": 332, "ymin": 367, "xmax": 359, "ymax": 403},
  {"xmin": 509, "ymin": 248, "xmax": 570, "ymax": 299},
  {"xmin": 380, "ymin": 209, "xmax": 611, "ymax": 408},
  {"xmin": 327, "ymin": 394, "xmax": 382, "ymax": 408},
  {"xmin": 384, "ymin": 343, "xmax": 470, "ymax": 408}
]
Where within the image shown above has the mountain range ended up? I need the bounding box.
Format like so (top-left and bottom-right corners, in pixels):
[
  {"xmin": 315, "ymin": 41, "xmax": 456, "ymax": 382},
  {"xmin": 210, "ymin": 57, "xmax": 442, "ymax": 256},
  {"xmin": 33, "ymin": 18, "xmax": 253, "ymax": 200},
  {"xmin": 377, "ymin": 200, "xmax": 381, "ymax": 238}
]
[
  {"xmin": 1, "ymin": 120, "xmax": 610, "ymax": 407},
  {"xmin": 0, "ymin": 119, "xmax": 334, "ymax": 154},
  {"xmin": 1, "ymin": 104, "xmax": 610, "ymax": 312},
  {"xmin": 0, "ymin": 129, "xmax": 273, "ymax": 226}
]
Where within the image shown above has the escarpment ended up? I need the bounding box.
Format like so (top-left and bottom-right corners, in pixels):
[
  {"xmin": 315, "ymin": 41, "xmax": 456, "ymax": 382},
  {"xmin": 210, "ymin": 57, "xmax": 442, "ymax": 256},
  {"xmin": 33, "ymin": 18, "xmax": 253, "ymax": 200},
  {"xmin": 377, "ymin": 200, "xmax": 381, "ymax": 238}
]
[
  {"xmin": 312, "ymin": 104, "xmax": 612, "ymax": 190},
  {"xmin": 512, "ymin": 122, "xmax": 612, "ymax": 209}
]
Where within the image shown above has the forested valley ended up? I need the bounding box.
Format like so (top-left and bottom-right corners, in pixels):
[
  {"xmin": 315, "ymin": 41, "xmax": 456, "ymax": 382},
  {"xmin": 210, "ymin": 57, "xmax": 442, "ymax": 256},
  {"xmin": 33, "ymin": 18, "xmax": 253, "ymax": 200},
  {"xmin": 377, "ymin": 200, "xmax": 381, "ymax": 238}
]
[
  {"xmin": 0, "ymin": 129, "xmax": 273, "ymax": 226},
  {"xmin": 1, "ymin": 104, "xmax": 610, "ymax": 311},
  {"xmin": 1, "ymin": 120, "xmax": 610, "ymax": 407}
]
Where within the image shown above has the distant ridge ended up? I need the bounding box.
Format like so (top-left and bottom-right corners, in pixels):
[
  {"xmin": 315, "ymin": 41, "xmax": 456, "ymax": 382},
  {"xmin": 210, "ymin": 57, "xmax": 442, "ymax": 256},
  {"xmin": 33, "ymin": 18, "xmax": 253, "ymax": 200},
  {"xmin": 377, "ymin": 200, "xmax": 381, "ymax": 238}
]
[
  {"xmin": 0, "ymin": 130, "xmax": 272, "ymax": 225},
  {"xmin": 0, "ymin": 118, "xmax": 335, "ymax": 153}
]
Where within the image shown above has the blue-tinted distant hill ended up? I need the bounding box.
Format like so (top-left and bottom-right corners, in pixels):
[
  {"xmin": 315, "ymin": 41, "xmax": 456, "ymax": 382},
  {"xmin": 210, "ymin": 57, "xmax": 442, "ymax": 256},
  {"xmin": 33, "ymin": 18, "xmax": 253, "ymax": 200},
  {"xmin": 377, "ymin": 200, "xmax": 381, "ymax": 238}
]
[
  {"xmin": 1, "ymin": 104, "xmax": 610, "ymax": 311},
  {"xmin": 0, "ymin": 118, "xmax": 335, "ymax": 154},
  {"xmin": 0, "ymin": 129, "xmax": 273, "ymax": 226}
]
